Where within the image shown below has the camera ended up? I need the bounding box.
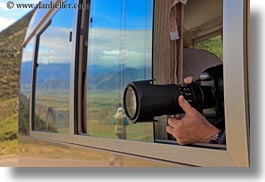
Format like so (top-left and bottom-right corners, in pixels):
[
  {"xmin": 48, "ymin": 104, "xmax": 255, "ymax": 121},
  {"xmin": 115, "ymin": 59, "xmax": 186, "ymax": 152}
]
[{"xmin": 123, "ymin": 64, "xmax": 224, "ymax": 128}]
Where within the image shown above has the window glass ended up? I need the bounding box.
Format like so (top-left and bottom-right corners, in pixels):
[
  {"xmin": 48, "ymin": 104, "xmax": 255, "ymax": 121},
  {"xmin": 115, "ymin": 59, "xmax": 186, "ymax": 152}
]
[
  {"xmin": 19, "ymin": 39, "xmax": 35, "ymax": 135},
  {"xmin": 195, "ymin": 35, "xmax": 223, "ymax": 61},
  {"xmin": 33, "ymin": 3, "xmax": 75, "ymax": 134},
  {"xmin": 86, "ymin": 0, "xmax": 154, "ymax": 142}
]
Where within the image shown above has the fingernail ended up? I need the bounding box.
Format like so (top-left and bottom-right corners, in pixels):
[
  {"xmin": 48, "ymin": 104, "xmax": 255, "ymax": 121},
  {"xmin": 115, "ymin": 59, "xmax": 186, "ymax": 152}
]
[{"xmin": 179, "ymin": 95, "xmax": 184, "ymax": 101}]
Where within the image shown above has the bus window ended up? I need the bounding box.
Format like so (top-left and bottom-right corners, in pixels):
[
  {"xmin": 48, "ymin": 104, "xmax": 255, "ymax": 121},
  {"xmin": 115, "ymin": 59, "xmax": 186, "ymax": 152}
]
[
  {"xmin": 85, "ymin": 0, "xmax": 154, "ymax": 142},
  {"xmin": 32, "ymin": 4, "xmax": 75, "ymax": 134}
]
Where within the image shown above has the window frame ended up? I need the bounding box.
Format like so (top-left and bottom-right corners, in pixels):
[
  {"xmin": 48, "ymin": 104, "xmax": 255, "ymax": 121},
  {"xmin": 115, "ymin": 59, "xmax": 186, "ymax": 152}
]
[
  {"xmin": 29, "ymin": 0, "xmax": 79, "ymax": 142},
  {"xmin": 31, "ymin": 20, "xmax": 51, "ymax": 132},
  {"xmin": 27, "ymin": 0, "xmax": 249, "ymax": 167}
]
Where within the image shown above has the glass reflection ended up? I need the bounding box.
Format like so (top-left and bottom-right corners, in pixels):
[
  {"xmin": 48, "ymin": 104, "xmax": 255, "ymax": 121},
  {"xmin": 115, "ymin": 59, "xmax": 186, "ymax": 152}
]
[
  {"xmin": 19, "ymin": 39, "xmax": 35, "ymax": 135},
  {"xmin": 87, "ymin": 0, "xmax": 154, "ymax": 142},
  {"xmin": 33, "ymin": 1, "xmax": 74, "ymax": 133}
]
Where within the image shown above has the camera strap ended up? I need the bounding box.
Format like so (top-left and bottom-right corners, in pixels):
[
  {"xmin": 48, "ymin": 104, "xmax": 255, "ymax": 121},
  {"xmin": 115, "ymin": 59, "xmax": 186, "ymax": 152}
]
[
  {"xmin": 168, "ymin": 0, "xmax": 188, "ymax": 84},
  {"xmin": 168, "ymin": 0, "xmax": 188, "ymax": 41}
]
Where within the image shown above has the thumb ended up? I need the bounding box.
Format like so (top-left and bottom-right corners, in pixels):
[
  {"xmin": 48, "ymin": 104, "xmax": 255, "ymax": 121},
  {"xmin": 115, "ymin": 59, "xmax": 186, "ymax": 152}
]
[{"xmin": 178, "ymin": 95, "xmax": 194, "ymax": 115}]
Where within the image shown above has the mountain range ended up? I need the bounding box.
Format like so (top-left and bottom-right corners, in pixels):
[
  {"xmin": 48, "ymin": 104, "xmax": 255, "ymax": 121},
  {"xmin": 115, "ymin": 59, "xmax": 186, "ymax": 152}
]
[{"xmin": 21, "ymin": 62, "xmax": 152, "ymax": 91}]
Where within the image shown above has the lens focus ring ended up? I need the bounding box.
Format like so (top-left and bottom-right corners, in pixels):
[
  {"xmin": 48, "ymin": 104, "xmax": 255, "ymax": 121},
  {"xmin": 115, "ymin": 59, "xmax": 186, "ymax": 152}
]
[{"xmin": 178, "ymin": 85, "xmax": 193, "ymax": 104}]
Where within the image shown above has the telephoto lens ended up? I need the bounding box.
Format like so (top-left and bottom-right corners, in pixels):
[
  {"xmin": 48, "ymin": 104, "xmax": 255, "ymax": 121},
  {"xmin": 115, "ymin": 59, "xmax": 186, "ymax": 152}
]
[
  {"xmin": 123, "ymin": 80, "xmax": 215, "ymax": 124},
  {"xmin": 123, "ymin": 65, "xmax": 223, "ymax": 124}
]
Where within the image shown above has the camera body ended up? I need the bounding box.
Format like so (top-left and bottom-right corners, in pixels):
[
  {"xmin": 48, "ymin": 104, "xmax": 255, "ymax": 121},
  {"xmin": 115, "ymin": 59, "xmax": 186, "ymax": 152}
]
[
  {"xmin": 198, "ymin": 64, "xmax": 224, "ymax": 129},
  {"xmin": 123, "ymin": 64, "xmax": 224, "ymax": 129}
]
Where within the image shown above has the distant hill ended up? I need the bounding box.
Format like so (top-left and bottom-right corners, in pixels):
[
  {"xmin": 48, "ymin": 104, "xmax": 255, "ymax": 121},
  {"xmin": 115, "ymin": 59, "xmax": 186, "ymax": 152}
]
[
  {"xmin": 87, "ymin": 64, "xmax": 151, "ymax": 91},
  {"xmin": 20, "ymin": 62, "xmax": 151, "ymax": 91},
  {"xmin": 0, "ymin": 10, "xmax": 34, "ymax": 101}
]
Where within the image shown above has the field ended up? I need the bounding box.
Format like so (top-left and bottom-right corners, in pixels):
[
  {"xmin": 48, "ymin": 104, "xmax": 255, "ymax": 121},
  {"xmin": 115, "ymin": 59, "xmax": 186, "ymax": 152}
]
[
  {"xmin": 34, "ymin": 90, "xmax": 70, "ymax": 133},
  {"xmin": 32, "ymin": 89, "xmax": 153, "ymax": 142},
  {"xmin": 0, "ymin": 98, "xmax": 19, "ymax": 166},
  {"xmin": 87, "ymin": 90, "xmax": 153, "ymax": 141}
]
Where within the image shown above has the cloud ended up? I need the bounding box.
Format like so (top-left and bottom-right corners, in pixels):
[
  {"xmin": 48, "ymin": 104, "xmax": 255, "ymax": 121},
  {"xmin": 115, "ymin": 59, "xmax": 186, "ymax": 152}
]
[
  {"xmin": 0, "ymin": 17, "xmax": 16, "ymax": 31},
  {"xmin": 22, "ymin": 26, "xmax": 73, "ymax": 64},
  {"xmin": 0, "ymin": 2, "xmax": 9, "ymax": 11},
  {"xmin": 0, "ymin": 0, "xmax": 40, "ymax": 31},
  {"xmin": 37, "ymin": 27, "xmax": 73, "ymax": 64},
  {"xmin": 23, "ymin": 27, "xmax": 153, "ymax": 69},
  {"xmin": 103, "ymin": 50, "xmax": 120, "ymax": 56},
  {"xmin": 88, "ymin": 28, "xmax": 153, "ymax": 68}
]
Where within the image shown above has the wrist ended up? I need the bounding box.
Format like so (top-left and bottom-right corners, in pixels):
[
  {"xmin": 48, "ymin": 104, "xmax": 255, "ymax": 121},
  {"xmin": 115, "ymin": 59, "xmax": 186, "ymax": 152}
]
[{"xmin": 200, "ymin": 128, "xmax": 220, "ymax": 143}]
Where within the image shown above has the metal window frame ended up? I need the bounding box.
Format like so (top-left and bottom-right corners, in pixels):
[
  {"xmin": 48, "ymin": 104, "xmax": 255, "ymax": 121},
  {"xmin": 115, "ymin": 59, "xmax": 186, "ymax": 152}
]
[
  {"xmin": 27, "ymin": 0, "xmax": 250, "ymax": 167},
  {"xmin": 29, "ymin": 0, "xmax": 78, "ymax": 142}
]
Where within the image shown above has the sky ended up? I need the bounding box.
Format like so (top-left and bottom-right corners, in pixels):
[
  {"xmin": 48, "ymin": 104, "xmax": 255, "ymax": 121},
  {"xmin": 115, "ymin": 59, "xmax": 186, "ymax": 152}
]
[
  {"xmin": 19, "ymin": 0, "xmax": 154, "ymax": 68},
  {"xmin": 90, "ymin": 0, "xmax": 153, "ymax": 30},
  {"xmin": 0, "ymin": 0, "xmax": 153, "ymax": 32},
  {"xmin": 88, "ymin": 0, "xmax": 153, "ymax": 67},
  {"xmin": 0, "ymin": 0, "xmax": 40, "ymax": 32}
]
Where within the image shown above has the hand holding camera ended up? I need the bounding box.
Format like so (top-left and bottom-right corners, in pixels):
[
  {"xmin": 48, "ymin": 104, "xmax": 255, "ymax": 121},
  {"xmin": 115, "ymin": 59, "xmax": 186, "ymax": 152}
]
[
  {"xmin": 123, "ymin": 65, "xmax": 224, "ymax": 126},
  {"xmin": 123, "ymin": 64, "xmax": 225, "ymax": 145},
  {"xmin": 166, "ymin": 95, "xmax": 220, "ymax": 145},
  {"xmin": 166, "ymin": 76, "xmax": 220, "ymax": 145}
]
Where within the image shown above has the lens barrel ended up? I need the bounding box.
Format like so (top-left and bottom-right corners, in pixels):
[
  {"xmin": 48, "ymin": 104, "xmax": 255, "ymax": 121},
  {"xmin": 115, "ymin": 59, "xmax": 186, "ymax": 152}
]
[{"xmin": 123, "ymin": 80, "xmax": 215, "ymax": 123}]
